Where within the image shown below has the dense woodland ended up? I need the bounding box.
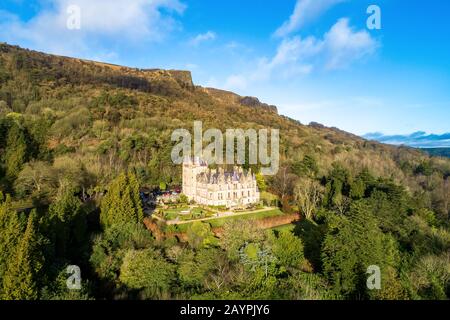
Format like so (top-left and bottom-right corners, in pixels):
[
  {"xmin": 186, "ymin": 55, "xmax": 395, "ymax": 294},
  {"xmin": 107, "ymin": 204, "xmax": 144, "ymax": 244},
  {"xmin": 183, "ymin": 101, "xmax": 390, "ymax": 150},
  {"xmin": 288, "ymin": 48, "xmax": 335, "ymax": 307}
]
[{"xmin": 0, "ymin": 43, "xmax": 449, "ymax": 300}]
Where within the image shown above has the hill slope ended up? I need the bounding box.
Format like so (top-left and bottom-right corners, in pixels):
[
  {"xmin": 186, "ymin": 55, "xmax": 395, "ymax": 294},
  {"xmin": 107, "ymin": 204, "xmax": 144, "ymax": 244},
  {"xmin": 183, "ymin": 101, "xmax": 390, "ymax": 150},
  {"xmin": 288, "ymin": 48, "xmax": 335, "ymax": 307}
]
[
  {"xmin": 1, "ymin": 43, "xmax": 450, "ymax": 301},
  {"xmin": 1, "ymin": 42, "xmax": 447, "ymax": 187}
]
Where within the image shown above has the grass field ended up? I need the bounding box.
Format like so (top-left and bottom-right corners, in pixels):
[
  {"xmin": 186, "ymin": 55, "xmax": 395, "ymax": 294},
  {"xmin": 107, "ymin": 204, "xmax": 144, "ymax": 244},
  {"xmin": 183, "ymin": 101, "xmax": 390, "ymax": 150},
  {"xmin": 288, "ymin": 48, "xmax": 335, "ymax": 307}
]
[
  {"xmin": 174, "ymin": 208, "xmax": 284, "ymax": 232},
  {"xmin": 161, "ymin": 206, "xmax": 216, "ymax": 221},
  {"xmin": 162, "ymin": 207, "xmax": 190, "ymax": 220}
]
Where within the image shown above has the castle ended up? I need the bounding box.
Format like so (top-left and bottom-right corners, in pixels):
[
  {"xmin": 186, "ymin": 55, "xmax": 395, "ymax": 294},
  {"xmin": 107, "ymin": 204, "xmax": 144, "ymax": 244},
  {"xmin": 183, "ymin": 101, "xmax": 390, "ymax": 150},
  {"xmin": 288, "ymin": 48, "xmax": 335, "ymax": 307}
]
[{"xmin": 182, "ymin": 157, "xmax": 260, "ymax": 208}]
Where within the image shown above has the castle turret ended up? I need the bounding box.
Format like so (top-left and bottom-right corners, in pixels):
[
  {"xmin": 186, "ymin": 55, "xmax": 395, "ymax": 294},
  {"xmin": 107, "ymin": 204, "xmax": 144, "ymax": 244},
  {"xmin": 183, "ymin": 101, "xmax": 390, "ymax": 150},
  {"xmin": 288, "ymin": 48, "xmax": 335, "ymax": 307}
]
[{"xmin": 182, "ymin": 157, "xmax": 208, "ymax": 201}]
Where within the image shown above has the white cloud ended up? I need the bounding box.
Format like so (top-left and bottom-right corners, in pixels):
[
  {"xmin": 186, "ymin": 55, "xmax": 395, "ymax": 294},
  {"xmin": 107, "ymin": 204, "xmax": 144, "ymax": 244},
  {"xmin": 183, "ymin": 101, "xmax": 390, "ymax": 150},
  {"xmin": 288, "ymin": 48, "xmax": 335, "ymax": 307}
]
[
  {"xmin": 0, "ymin": 0, "xmax": 186, "ymax": 57},
  {"xmin": 324, "ymin": 18, "xmax": 378, "ymax": 69},
  {"xmin": 275, "ymin": 0, "xmax": 347, "ymax": 37},
  {"xmin": 275, "ymin": 18, "xmax": 378, "ymax": 72},
  {"xmin": 189, "ymin": 31, "xmax": 216, "ymax": 46},
  {"xmin": 251, "ymin": 37, "xmax": 316, "ymax": 83},
  {"xmin": 224, "ymin": 18, "xmax": 377, "ymax": 91}
]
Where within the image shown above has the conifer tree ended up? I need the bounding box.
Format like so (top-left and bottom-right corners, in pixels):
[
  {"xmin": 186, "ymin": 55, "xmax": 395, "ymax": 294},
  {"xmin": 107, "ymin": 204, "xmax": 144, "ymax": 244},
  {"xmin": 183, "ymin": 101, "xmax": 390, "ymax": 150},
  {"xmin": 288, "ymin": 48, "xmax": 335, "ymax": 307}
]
[
  {"xmin": 47, "ymin": 189, "xmax": 86, "ymax": 259},
  {"xmin": 0, "ymin": 194, "xmax": 24, "ymax": 284},
  {"xmin": 100, "ymin": 172, "xmax": 143, "ymax": 228},
  {"xmin": 3, "ymin": 123, "xmax": 28, "ymax": 180},
  {"xmin": 321, "ymin": 201, "xmax": 400, "ymax": 299},
  {"xmin": 2, "ymin": 210, "xmax": 43, "ymax": 300}
]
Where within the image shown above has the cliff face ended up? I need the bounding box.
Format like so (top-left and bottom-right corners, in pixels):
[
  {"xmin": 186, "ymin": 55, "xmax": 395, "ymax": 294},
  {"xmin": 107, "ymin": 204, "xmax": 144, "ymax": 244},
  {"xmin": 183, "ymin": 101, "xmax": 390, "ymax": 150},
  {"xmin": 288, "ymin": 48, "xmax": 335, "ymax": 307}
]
[
  {"xmin": 0, "ymin": 43, "xmax": 195, "ymax": 95},
  {"xmin": 167, "ymin": 70, "xmax": 194, "ymax": 89},
  {"xmin": 239, "ymin": 96, "xmax": 278, "ymax": 114},
  {"xmin": 0, "ymin": 43, "xmax": 280, "ymax": 113}
]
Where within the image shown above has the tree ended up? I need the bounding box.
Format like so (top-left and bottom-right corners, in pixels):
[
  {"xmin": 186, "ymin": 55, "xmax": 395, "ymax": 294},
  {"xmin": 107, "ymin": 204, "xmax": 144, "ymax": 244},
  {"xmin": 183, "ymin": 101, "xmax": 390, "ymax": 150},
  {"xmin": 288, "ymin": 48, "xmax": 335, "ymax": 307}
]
[
  {"xmin": 53, "ymin": 156, "xmax": 93, "ymax": 196},
  {"xmin": 2, "ymin": 211, "xmax": 44, "ymax": 300},
  {"xmin": 323, "ymin": 163, "xmax": 350, "ymax": 208},
  {"xmin": 220, "ymin": 220, "xmax": 265, "ymax": 261},
  {"xmin": 415, "ymin": 161, "xmax": 433, "ymax": 176},
  {"xmin": 119, "ymin": 249, "xmax": 175, "ymax": 298},
  {"xmin": 177, "ymin": 248, "xmax": 218, "ymax": 288},
  {"xmin": 46, "ymin": 190, "xmax": 87, "ymax": 260},
  {"xmin": 407, "ymin": 253, "xmax": 450, "ymax": 300},
  {"xmin": 271, "ymin": 165, "xmax": 297, "ymax": 200},
  {"xmin": 0, "ymin": 100, "xmax": 11, "ymax": 115},
  {"xmin": 279, "ymin": 271, "xmax": 335, "ymax": 300},
  {"xmin": 294, "ymin": 178, "xmax": 322, "ymax": 220},
  {"xmin": 3, "ymin": 122, "xmax": 28, "ymax": 181},
  {"xmin": 268, "ymin": 230, "xmax": 305, "ymax": 269},
  {"xmin": 349, "ymin": 176, "xmax": 366, "ymax": 200},
  {"xmin": 40, "ymin": 266, "xmax": 91, "ymax": 300},
  {"xmin": 100, "ymin": 172, "xmax": 144, "ymax": 228},
  {"xmin": 90, "ymin": 223, "xmax": 153, "ymax": 282},
  {"xmin": 186, "ymin": 222, "xmax": 216, "ymax": 249},
  {"xmin": 178, "ymin": 193, "xmax": 188, "ymax": 204},
  {"xmin": 256, "ymin": 173, "xmax": 267, "ymax": 192},
  {"xmin": 0, "ymin": 194, "xmax": 24, "ymax": 283},
  {"xmin": 321, "ymin": 201, "xmax": 401, "ymax": 299},
  {"xmin": 292, "ymin": 155, "xmax": 319, "ymax": 178},
  {"xmin": 14, "ymin": 161, "xmax": 57, "ymax": 197}
]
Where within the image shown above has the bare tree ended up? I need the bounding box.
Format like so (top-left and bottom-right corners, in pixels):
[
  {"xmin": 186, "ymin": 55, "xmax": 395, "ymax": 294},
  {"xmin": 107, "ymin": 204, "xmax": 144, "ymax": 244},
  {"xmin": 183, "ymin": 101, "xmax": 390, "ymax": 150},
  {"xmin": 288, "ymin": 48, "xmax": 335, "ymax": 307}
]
[
  {"xmin": 205, "ymin": 255, "xmax": 231, "ymax": 291},
  {"xmin": 272, "ymin": 165, "xmax": 297, "ymax": 200},
  {"xmin": 14, "ymin": 161, "xmax": 58, "ymax": 196},
  {"xmin": 295, "ymin": 178, "xmax": 323, "ymax": 220}
]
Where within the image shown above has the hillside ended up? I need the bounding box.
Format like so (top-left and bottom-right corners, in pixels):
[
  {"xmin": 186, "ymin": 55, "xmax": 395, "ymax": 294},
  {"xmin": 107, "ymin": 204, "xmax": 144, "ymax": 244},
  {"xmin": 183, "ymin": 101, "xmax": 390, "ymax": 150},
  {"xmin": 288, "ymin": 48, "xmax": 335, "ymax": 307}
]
[
  {"xmin": 2, "ymin": 43, "xmax": 448, "ymax": 188},
  {"xmin": 0, "ymin": 43, "xmax": 449, "ymax": 301},
  {"xmin": 422, "ymin": 148, "xmax": 450, "ymax": 158}
]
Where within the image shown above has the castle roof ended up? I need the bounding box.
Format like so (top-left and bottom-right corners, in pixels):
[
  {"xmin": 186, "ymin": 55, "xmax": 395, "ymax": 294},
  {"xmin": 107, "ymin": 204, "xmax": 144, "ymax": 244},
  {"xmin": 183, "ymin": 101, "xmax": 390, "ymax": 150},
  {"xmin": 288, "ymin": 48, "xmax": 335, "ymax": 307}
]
[{"xmin": 196, "ymin": 167, "xmax": 255, "ymax": 185}]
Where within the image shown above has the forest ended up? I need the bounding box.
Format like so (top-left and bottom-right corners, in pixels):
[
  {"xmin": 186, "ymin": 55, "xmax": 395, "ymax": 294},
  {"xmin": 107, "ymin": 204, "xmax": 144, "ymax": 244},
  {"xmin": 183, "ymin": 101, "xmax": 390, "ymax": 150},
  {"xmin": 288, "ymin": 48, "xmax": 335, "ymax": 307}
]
[{"xmin": 0, "ymin": 43, "xmax": 449, "ymax": 300}]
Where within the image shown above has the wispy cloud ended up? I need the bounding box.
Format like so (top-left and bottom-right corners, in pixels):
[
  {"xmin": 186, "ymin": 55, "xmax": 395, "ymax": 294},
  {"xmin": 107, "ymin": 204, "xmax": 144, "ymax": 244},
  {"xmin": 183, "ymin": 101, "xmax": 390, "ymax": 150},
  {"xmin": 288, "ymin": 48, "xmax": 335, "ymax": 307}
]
[
  {"xmin": 274, "ymin": 0, "xmax": 347, "ymax": 38},
  {"xmin": 323, "ymin": 18, "xmax": 378, "ymax": 69},
  {"xmin": 189, "ymin": 31, "xmax": 216, "ymax": 46},
  {"xmin": 224, "ymin": 18, "xmax": 378, "ymax": 91},
  {"xmin": 0, "ymin": 0, "xmax": 186, "ymax": 58}
]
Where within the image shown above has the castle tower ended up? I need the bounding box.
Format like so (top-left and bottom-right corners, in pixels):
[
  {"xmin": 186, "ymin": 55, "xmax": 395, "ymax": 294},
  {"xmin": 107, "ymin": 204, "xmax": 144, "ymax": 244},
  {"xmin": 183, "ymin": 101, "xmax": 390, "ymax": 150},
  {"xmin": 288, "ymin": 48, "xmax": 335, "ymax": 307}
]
[{"xmin": 182, "ymin": 157, "xmax": 208, "ymax": 201}]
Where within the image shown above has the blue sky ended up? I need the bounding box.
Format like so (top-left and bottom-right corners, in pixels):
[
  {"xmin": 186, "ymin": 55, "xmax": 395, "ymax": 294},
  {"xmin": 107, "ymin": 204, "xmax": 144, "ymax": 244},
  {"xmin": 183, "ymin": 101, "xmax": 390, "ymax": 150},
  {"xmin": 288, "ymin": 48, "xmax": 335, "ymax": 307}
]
[{"xmin": 1, "ymin": 0, "xmax": 449, "ymax": 136}]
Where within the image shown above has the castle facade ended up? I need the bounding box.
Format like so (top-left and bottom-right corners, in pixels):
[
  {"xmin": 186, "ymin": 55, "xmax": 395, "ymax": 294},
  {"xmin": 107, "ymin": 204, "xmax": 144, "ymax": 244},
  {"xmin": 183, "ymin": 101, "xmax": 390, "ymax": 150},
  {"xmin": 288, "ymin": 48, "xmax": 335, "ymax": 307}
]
[{"xmin": 182, "ymin": 157, "xmax": 260, "ymax": 208}]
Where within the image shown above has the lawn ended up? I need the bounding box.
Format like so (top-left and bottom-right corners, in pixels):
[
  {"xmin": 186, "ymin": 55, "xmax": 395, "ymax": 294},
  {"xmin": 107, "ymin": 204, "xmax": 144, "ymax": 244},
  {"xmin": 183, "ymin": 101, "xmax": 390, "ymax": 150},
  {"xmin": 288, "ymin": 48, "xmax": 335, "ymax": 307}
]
[
  {"xmin": 174, "ymin": 208, "xmax": 284, "ymax": 232},
  {"xmin": 208, "ymin": 209, "xmax": 284, "ymax": 227},
  {"xmin": 160, "ymin": 206, "xmax": 216, "ymax": 221},
  {"xmin": 161, "ymin": 206, "xmax": 190, "ymax": 220}
]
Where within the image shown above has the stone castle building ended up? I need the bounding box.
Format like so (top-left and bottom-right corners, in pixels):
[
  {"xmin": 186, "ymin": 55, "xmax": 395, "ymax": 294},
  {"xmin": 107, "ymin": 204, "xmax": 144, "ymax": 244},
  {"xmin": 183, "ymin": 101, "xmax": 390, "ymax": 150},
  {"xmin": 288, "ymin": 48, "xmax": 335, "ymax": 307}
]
[{"xmin": 182, "ymin": 157, "xmax": 260, "ymax": 207}]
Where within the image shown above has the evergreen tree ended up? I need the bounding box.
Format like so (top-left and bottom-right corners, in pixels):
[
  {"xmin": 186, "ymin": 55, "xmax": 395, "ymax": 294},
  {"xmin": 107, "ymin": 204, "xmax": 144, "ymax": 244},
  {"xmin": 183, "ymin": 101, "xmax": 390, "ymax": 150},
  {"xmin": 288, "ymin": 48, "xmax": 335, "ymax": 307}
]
[
  {"xmin": 321, "ymin": 201, "xmax": 401, "ymax": 299},
  {"xmin": 0, "ymin": 194, "xmax": 24, "ymax": 284},
  {"xmin": 100, "ymin": 172, "xmax": 143, "ymax": 228},
  {"xmin": 2, "ymin": 210, "xmax": 43, "ymax": 300},
  {"xmin": 46, "ymin": 189, "xmax": 87, "ymax": 260},
  {"xmin": 3, "ymin": 122, "xmax": 28, "ymax": 181}
]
